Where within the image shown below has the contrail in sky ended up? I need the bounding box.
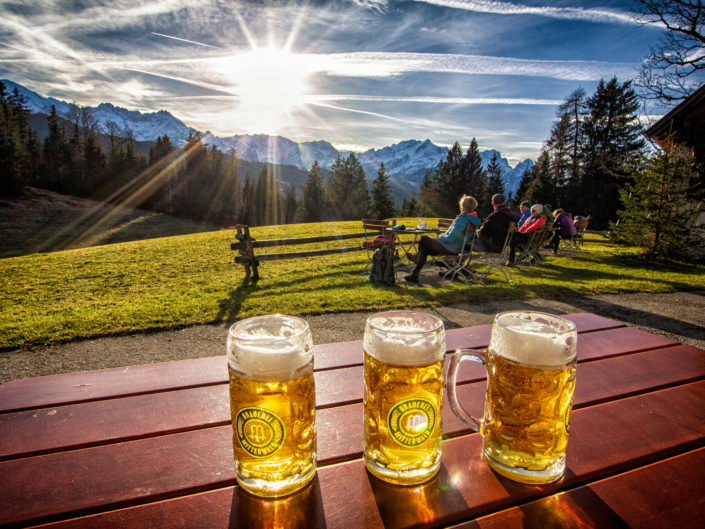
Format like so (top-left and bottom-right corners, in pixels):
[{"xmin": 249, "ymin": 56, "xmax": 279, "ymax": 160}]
[{"xmin": 151, "ymin": 32, "xmax": 219, "ymax": 48}]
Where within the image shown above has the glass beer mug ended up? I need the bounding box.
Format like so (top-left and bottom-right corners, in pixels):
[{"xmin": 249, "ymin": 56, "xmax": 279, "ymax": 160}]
[
  {"xmin": 227, "ymin": 314, "xmax": 317, "ymax": 497},
  {"xmin": 363, "ymin": 311, "xmax": 446, "ymax": 485},
  {"xmin": 446, "ymin": 311, "xmax": 577, "ymax": 484}
]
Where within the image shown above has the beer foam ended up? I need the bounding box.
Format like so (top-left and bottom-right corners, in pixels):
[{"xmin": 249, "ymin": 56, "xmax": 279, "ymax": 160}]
[
  {"xmin": 490, "ymin": 313, "xmax": 576, "ymax": 367},
  {"xmin": 364, "ymin": 312, "xmax": 445, "ymax": 366},
  {"xmin": 227, "ymin": 316, "xmax": 313, "ymax": 379}
]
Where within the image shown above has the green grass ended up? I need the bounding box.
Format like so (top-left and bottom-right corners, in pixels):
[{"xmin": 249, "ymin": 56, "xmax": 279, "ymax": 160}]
[{"xmin": 1, "ymin": 219, "xmax": 703, "ymax": 349}]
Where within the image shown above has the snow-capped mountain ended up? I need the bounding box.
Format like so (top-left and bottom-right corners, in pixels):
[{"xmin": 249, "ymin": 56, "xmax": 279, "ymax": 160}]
[{"xmin": 4, "ymin": 79, "xmax": 533, "ymax": 195}]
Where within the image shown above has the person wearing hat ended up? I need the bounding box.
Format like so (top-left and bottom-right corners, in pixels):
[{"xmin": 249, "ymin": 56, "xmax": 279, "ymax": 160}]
[
  {"xmin": 476, "ymin": 193, "xmax": 514, "ymax": 253},
  {"xmin": 517, "ymin": 201, "xmax": 531, "ymax": 228},
  {"xmin": 506, "ymin": 204, "xmax": 546, "ymax": 265}
]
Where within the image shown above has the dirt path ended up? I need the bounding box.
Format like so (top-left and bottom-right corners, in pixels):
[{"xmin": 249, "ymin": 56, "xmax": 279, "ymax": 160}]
[{"xmin": 1, "ymin": 291, "xmax": 703, "ymax": 384}]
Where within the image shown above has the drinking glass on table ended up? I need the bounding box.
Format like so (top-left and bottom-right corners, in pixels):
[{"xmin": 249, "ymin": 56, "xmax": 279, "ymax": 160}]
[
  {"xmin": 363, "ymin": 311, "xmax": 446, "ymax": 485},
  {"xmin": 446, "ymin": 311, "xmax": 577, "ymax": 484},
  {"xmin": 227, "ymin": 314, "xmax": 316, "ymax": 497}
]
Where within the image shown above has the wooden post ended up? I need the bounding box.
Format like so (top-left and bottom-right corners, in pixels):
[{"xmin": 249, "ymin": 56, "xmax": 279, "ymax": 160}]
[{"xmin": 234, "ymin": 225, "xmax": 258, "ymax": 280}]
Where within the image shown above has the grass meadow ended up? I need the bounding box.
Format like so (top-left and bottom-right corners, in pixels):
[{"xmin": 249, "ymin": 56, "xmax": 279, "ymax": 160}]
[{"xmin": 1, "ymin": 219, "xmax": 703, "ymax": 349}]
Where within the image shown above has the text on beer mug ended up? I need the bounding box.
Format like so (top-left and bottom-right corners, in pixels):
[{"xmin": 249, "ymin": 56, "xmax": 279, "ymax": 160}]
[
  {"xmin": 227, "ymin": 314, "xmax": 316, "ymax": 497},
  {"xmin": 363, "ymin": 311, "xmax": 446, "ymax": 485}
]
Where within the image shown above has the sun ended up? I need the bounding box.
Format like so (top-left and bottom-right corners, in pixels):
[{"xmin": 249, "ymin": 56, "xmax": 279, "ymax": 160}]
[{"xmin": 225, "ymin": 46, "xmax": 313, "ymax": 134}]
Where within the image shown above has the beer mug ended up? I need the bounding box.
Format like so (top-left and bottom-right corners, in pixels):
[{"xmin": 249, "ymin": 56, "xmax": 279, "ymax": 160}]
[
  {"xmin": 446, "ymin": 311, "xmax": 577, "ymax": 484},
  {"xmin": 363, "ymin": 311, "xmax": 446, "ymax": 485},
  {"xmin": 227, "ymin": 314, "xmax": 317, "ymax": 497}
]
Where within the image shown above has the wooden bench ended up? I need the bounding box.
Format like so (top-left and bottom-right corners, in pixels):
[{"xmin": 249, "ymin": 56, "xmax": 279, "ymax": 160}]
[{"xmin": 231, "ymin": 224, "xmax": 385, "ymax": 280}]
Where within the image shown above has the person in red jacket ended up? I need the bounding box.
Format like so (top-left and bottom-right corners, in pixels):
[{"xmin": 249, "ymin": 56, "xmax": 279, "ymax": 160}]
[{"xmin": 506, "ymin": 204, "xmax": 546, "ymax": 265}]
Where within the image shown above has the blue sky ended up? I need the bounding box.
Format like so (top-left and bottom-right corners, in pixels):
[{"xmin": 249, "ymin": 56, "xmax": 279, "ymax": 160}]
[{"xmin": 0, "ymin": 0, "xmax": 669, "ymax": 164}]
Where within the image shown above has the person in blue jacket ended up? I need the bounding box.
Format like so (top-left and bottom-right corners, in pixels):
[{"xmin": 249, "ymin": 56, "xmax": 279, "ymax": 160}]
[
  {"xmin": 517, "ymin": 201, "xmax": 531, "ymax": 227},
  {"xmin": 404, "ymin": 195, "xmax": 481, "ymax": 283}
]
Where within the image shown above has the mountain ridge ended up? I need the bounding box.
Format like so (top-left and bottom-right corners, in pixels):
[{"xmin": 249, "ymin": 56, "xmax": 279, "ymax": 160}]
[{"xmin": 3, "ymin": 79, "xmax": 534, "ymax": 196}]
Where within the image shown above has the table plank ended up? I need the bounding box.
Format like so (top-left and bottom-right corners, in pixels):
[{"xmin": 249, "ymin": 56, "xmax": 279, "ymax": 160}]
[
  {"xmin": 3, "ymin": 344, "xmax": 702, "ymax": 462},
  {"xmin": 462, "ymin": 447, "xmax": 705, "ymax": 529},
  {"xmin": 3, "ymin": 381, "xmax": 705, "ymax": 528},
  {"xmin": 0, "ymin": 313, "xmax": 624, "ymax": 413}
]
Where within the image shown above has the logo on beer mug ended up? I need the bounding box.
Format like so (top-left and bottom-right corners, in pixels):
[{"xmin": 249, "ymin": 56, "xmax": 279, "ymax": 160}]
[
  {"xmin": 388, "ymin": 398, "xmax": 437, "ymax": 447},
  {"xmin": 236, "ymin": 407, "xmax": 286, "ymax": 457}
]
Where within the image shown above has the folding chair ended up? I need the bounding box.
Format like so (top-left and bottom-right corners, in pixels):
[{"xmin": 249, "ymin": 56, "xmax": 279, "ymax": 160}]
[
  {"xmin": 436, "ymin": 222, "xmax": 479, "ymax": 285},
  {"xmin": 475, "ymin": 222, "xmax": 514, "ymax": 283},
  {"xmin": 571, "ymin": 215, "xmax": 591, "ymax": 250},
  {"xmin": 362, "ymin": 219, "xmax": 394, "ymax": 273},
  {"xmin": 517, "ymin": 227, "xmax": 554, "ymax": 265}
]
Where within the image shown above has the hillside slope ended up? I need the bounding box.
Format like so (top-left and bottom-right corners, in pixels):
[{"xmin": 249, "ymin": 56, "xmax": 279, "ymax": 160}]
[{"xmin": 0, "ymin": 188, "xmax": 220, "ymax": 258}]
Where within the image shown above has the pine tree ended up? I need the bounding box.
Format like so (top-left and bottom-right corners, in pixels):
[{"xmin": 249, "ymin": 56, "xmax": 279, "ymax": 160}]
[
  {"xmin": 284, "ymin": 185, "xmax": 297, "ymax": 224},
  {"xmin": 485, "ymin": 152, "xmax": 505, "ymax": 210},
  {"xmin": 400, "ymin": 194, "xmax": 422, "ymax": 216},
  {"xmin": 526, "ymin": 151, "xmax": 554, "ymax": 206},
  {"xmin": 296, "ymin": 161, "xmax": 325, "ymax": 222},
  {"xmin": 461, "ymin": 139, "xmax": 488, "ymax": 213},
  {"xmin": 369, "ymin": 163, "xmax": 395, "ymax": 220},
  {"xmin": 579, "ymin": 78, "xmax": 645, "ymax": 228},
  {"xmin": 325, "ymin": 153, "xmax": 370, "ymax": 220},
  {"xmin": 514, "ymin": 167, "xmax": 534, "ymax": 205},
  {"xmin": 612, "ymin": 143, "xmax": 703, "ymax": 259}
]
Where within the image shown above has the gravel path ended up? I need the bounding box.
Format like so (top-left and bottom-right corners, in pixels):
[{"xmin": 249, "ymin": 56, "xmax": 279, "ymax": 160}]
[{"xmin": 1, "ymin": 290, "xmax": 703, "ymax": 384}]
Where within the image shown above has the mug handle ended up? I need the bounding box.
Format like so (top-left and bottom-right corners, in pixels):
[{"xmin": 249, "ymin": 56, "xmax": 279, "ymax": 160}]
[{"xmin": 445, "ymin": 349, "xmax": 486, "ymax": 432}]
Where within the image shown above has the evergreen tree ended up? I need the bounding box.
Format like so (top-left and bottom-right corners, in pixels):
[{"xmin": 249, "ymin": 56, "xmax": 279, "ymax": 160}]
[
  {"xmin": 612, "ymin": 143, "xmax": 703, "ymax": 259},
  {"xmin": 514, "ymin": 166, "xmax": 534, "ymax": 205},
  {"xmin": 399, "ymin": 194, "xmax": 422, "ymax": 216},
  {"xmin": 324, "ymin": 153, "xmax": 370, "ymax": 220},
  {"xmin": 461, "ymin": 139, "xmax": 488, "ymax": 214},
  {"xmin": 420, "ymin": 139, "xmax": 486, "ymax": 217},
  {"xmin": 559, "ymin": 88, "xmax": 587, "ymax": 182},
  {"xmin": 526, "ymin": 150, "xmax": 554, "ymax": 206},
  {"xmin": 579, "ymin": 78, "xmax": 645, "ymax": 228},
  {"xmin": 485, "ymin": 152, "xmax": 505, "ymax": 210},
  {"xmin": 284, "ymin": 185, "xmax": 297, "ymax": 224},
  {"xmin": 296, "ymin": 161, "xmax": 325, "ymax": 222},
  {"xmin": 42, "ymin": 105, "xmax": 67, "ymax": 190},
  {"xmin": 239, "ymin": 173, "xmax": 255, "ymax": 225},
  {"xmin": 369, "ymin": 163, "xmax": 396, "ymax": 220}
]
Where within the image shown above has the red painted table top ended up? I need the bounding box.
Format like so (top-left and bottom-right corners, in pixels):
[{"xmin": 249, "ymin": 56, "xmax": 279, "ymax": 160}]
[{"xmin": 1, "ymin": 313, "xmax": 704, "ymax": 528}]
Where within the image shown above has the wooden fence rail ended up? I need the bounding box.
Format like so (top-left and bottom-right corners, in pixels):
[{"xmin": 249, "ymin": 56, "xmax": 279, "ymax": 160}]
[{"xmin": 230, "ymin": 225, "xmax": 378, "ymax": 280}]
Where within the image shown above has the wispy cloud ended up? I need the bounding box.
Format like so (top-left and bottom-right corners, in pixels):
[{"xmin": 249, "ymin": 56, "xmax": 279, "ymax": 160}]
[
  {"xmin": 309, "ymin": 95, "xmax": 563, "ymax": 105},
  {"xmin": 413, "ymin": 0, "xmax": 638, "ymax": 25},
  {"xmin": 318, "ymin": 52, "xmax": 635, "ymax": 81}
]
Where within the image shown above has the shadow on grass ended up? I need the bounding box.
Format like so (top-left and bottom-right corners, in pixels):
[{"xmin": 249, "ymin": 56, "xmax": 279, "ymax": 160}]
[{"xmin": 215, "ymin": 277, "xmax": 260, "ymax": 323}]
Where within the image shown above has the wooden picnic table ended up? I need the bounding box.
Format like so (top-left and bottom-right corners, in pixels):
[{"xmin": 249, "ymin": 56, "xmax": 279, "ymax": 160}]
[
  {"xmin": 1, "ymin": 313, "xmax": 704, "ymax": 528},
  {"xmin": 389, "ymin": 227, "xmax": 441, "ymax": 270}
]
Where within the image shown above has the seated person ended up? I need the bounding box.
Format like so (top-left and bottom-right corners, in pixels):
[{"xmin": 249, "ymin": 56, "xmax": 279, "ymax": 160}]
[
  {"xmin": 476, "ymin": 194, "xmax": 514, "ymax": 252},
  {"xmin": 506, "ymin": 204, "xmax": 546, "ymax": 265},
  {"xmin": 550, "ymin": 208, "xmax": 577, "ymax": 254},
  {"xmin": 517, "ymin": 201, "xmax": 531, "ymax": 227},
  {"xmin": 404, "ymin": 195, "xmax": 481, "ymax": 283}
]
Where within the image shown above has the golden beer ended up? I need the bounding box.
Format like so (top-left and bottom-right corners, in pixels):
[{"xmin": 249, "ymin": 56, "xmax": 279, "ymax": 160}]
[
  {"xmin": 481, "ymin": 349, "xmax": 576, "ymax": 483},
  {"xmin": 363, "ymin": 311, "xmax": 445, "ymax": 485},
  {"xmin": 446, "ymin": 311, "xmax": 577, "ymax": 484},
  {"xmin": 227, "ymin": 315, "xmax": 316, "ymax": 497}
]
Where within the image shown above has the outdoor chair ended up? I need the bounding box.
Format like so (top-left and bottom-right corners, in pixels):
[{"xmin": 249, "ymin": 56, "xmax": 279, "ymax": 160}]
[
  {"xmin": 436, "ymin": 222, "xmax": 479, "ymax": 285},
  {"xmin": 517, "ymin": 227, "xmax": 554, "ymax": 265},
  {"xmin": 475, "ymin": 222, "xmax": 514, "ymax": 283}
]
